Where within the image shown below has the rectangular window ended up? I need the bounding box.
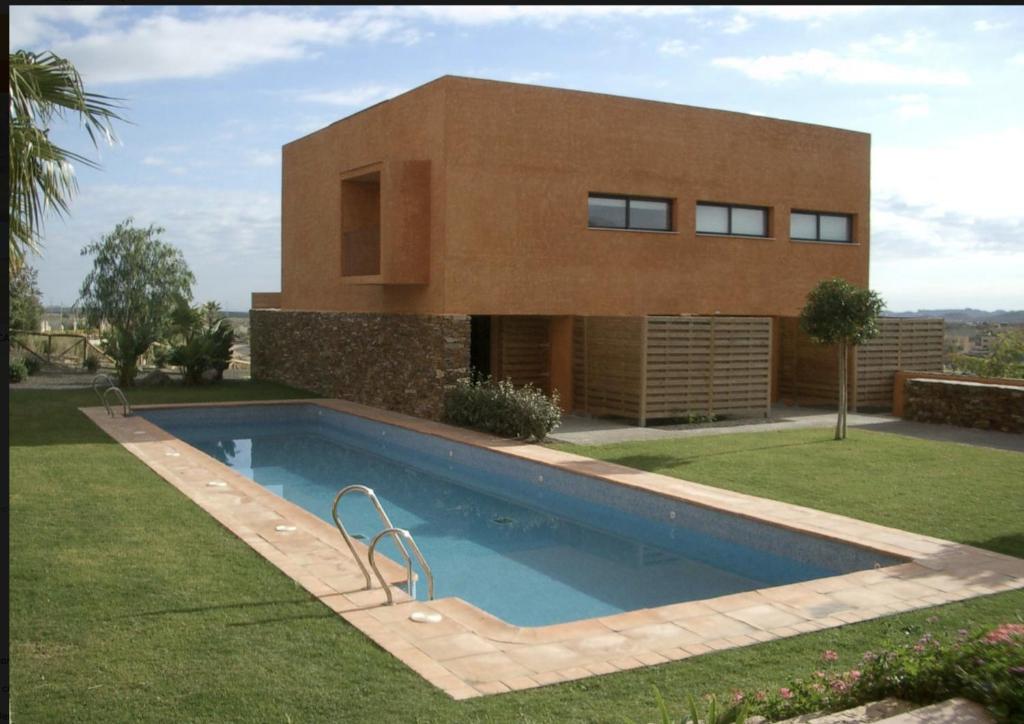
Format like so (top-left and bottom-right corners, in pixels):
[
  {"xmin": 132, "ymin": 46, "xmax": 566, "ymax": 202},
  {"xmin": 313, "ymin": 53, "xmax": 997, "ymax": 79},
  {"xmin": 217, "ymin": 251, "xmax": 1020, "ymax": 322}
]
[
  {"xmin": 589, "ymin": 194, "xmax": 672, "ymax": 231},
  {"xmin": 790, "ymin": 210, "xmax": 853, "ymax": 243},
  {"xmin": 696, "ymin": 202, "xmax": 768, "ymax": 237}
]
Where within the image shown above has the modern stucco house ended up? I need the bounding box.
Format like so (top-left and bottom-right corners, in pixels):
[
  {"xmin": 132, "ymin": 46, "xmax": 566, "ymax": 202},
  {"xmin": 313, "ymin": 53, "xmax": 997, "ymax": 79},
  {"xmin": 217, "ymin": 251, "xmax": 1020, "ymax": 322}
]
[{"xmin": 251, "ymin": 75, "xmax": 940, "ymax": 422}]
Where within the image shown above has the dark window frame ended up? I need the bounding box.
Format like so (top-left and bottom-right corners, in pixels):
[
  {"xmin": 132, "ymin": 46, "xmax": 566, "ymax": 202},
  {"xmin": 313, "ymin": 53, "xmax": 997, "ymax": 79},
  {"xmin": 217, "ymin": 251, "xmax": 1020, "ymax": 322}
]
[
  {"xmin": 696, "ymin": 201, "xmax": 770, "ymax": 238},
  {"xmin": 790, "ymin": 210, "xmax": 854, "ymax": 243},
  {"xmin": 588, "ymin": 193, "xmax": 674, "ymax": 232}
]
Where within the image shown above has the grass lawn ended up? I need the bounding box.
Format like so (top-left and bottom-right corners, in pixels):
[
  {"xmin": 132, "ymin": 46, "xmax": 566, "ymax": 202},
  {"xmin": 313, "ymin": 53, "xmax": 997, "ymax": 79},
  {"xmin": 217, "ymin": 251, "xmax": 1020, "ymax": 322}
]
[{"xmin": 9, "ymin": 384, "xmax": 1024, "ymax": 723}]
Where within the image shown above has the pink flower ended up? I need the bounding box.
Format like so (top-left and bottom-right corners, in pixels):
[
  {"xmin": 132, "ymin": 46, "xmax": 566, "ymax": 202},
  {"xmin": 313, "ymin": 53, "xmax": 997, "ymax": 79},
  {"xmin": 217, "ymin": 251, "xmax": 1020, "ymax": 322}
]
[
  {"xmin": 831, "ymin": 680, "xmax": 848, "ymax": 693},
  {"xmin": 732, "ymin": 691, "xmax": 744, "ymax": 704},
  {"xmin": 984, "ymin": 623, "xmax": 1024, "ymax": 645},
  {"xmin": 848, "ymin": 670, "xmax": 861, "ymax": 682},
  {"xmin": 755, "ymin": 691, "xmax": 767, "ymax": 702},
  {"xmin": 821, "ymin": 649, "xmax": 839, "ymax": 662},
  {"xmin": 779, "ymin": 687, "xmax": 793, "ymax": 700}
]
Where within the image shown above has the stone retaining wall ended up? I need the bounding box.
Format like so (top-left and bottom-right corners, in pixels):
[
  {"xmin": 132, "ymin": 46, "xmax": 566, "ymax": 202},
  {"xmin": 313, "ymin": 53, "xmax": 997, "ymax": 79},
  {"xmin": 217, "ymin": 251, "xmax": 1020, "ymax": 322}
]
[
  {"xmin": 251, "ymin": 310, "xmax": 470, "ymax": 420},
  {"xmin": 903, "ymin": 378, "xmax": 1024, "ymax": 434}
]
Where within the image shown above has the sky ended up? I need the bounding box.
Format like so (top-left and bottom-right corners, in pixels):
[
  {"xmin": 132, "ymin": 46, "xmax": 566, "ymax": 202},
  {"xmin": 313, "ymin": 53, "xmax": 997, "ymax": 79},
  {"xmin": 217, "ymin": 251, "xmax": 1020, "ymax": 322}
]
[{"xmin": 10, "ymin": 4, "xmax": 1024, "ymax": 312}]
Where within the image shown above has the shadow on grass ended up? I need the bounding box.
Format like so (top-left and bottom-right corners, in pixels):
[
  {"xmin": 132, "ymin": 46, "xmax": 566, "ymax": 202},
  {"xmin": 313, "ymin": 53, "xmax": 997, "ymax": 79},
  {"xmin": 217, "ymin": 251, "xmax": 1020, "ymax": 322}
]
[
  {"xmin": 111, "ymin": 597, "xmax": 317, "ymax": 619},
  {"xmin": 597, "ymin": 438, "xmax": 835, "ymax": 471},
  {"xmin": 965, "ymin": 533, "xmax": 1024, "ymax": 560}
]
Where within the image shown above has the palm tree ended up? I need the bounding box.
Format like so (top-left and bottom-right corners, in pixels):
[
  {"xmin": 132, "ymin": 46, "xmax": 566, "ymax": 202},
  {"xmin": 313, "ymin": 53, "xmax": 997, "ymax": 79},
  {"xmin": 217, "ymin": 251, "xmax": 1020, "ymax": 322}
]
[{"xmin": 8, "ymin": 50, "xmax": 126, "ymax": 273}]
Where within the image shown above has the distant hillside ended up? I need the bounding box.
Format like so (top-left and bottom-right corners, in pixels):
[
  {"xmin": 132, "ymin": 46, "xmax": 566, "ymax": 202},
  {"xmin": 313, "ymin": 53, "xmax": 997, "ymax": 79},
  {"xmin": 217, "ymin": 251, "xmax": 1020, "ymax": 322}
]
[{"xmin": 884, "ymin": 309, "xmax": 1024, "ymax": 324}]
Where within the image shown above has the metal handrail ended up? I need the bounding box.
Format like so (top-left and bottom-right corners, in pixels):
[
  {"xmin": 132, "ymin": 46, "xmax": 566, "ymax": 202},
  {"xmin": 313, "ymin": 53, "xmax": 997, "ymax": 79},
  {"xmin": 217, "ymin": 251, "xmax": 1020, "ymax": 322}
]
[
  {"xmin": 368, "ymin": 527, "xmax": 434, "ymax": 605},
  {"xmin": 102, "ymin": 385, "xmax": 132, "ymax": 417},
  {"xmin": 92, "ymin": 373, "xmax": 115, "ymax": 414},
  {"xmin": 330, "ymin": 485, "xmax": 411, "ymax": 590}
]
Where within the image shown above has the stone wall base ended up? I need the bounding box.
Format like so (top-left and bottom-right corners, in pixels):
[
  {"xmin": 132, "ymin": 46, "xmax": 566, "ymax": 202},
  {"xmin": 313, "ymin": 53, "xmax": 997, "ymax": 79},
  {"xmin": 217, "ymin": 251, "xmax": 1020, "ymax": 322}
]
[
  {"xmin": 250, "ymin": 310, "xmax": 470, "ymax": 420},
  {"xmin": 904, "ymin": 378, "xmax": 1024, "ymax": 434}
]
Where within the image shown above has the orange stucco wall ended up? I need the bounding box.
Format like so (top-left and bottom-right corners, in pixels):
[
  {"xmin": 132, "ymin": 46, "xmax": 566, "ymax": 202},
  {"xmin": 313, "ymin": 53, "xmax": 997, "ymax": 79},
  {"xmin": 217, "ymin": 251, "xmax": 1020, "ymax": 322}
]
[{"xmin": 269, "ymin": 76, "xmax": 870, "ymax": 318}]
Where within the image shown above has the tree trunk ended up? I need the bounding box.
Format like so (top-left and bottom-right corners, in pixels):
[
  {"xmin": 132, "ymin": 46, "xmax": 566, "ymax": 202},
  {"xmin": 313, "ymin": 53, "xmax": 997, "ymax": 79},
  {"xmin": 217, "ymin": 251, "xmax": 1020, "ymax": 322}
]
[{"xmin": 835, "ymin": 342, "xmax": 846, "ymax": 440}]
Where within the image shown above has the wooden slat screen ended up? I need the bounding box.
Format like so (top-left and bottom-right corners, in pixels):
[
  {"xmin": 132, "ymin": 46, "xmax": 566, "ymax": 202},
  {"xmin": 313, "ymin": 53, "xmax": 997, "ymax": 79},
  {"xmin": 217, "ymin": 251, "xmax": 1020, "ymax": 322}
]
[
  {"xmin": 573, "ymin": 315, "xmax": 772, "ymax": 424},
  {"xmin": 495, "ymin": 316, "xmax": 550, "ymax": 391}
]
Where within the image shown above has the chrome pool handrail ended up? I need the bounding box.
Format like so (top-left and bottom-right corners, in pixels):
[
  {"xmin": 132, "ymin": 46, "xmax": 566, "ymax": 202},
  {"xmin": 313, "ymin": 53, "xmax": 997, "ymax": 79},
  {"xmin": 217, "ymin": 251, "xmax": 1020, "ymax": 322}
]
[
  {"xmin": 330, "ymin": 484, "xmax": 411, "ymax": 590},
  {"xmin": 92, "ymin": 373, "xmax": 115, "ymax": 414},
  {"xmin": 102, "ymin": 385, "xmax": 132, "ymax": 417},
  {"xmin": 368, "ymin": 527, "xmax": 434, "ymax": 605}
]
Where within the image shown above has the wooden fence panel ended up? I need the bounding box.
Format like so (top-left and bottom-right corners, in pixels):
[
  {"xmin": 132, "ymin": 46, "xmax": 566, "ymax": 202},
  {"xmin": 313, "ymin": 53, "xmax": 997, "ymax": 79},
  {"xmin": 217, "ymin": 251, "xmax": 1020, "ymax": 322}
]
[
  {"xmin": 495, "ymin": 316, "xmax": 550, "ymax": 391},
  {"xmin": 855, "ymin": 317, "xmax": 944, "ymax": 409},
  {"xmin": 574, "ymin": 316, "xmax": 772, "ymax": 424}
]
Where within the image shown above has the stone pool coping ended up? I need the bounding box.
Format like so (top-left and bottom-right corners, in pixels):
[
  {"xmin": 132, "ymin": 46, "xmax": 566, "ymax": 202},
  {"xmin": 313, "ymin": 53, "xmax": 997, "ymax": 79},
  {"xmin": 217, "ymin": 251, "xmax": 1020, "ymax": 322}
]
[{"xmin": 82, "ymin": 398, "xmax": 1024, "ymax": 700}]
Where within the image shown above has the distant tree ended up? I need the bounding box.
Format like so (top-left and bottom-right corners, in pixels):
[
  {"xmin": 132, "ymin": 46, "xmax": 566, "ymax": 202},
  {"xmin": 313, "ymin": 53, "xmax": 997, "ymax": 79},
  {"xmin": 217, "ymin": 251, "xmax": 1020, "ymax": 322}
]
[
  {"xmin": 800, "ymin": 278, "xmax": 885, "ymax": 440},
  {"xmin": 9, "ymin": 263, "xmax": 45, "ymax": 332},
  {"xmin": 9, "ymin": 50, "xmax": 126, "ymax": 273},
  {"xmin": 952, "ymin": 331, "xmax": 1024, "ymax": 379},
  {"xmin": 78, "ymin": 219, "xmax": 194, "ymax": 386}
]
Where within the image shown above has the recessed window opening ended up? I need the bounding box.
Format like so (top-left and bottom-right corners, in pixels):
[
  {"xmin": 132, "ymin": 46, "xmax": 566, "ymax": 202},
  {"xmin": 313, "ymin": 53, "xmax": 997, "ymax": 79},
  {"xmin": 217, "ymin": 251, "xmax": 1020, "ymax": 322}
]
[
  {"xmin": 791, "ymin": 211, "xmax": 853, "ymax": 243},
  {"xmin": 696, "ymin": 202, "xmax": 769, "ymax": 237},
  {"xmin": 589, "ymin": 194, "xmax": 672, "ymax": 231}
]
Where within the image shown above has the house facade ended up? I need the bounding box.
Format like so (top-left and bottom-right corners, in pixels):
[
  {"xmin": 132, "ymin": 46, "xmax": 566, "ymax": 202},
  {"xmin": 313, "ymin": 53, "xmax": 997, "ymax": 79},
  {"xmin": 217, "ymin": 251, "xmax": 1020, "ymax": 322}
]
[{"xmin": 251, "ymin": 75, "xmax": 878, "ymax": 420}]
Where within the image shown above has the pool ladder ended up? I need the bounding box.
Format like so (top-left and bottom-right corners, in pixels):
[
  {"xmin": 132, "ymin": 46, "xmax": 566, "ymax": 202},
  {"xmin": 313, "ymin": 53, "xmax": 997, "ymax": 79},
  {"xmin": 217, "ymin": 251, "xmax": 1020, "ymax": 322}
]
[
  {"xmin": 331, "ymin": 485, "xmax": 434, "ymax": 605},
  {"xmin": 93, "ymin": 374, "xmax": 132, "ymax": 417}
]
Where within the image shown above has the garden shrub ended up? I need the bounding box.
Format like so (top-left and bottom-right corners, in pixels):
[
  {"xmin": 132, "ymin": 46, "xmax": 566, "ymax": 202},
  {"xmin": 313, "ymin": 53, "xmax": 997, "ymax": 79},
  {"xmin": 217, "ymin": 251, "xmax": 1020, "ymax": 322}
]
[
  {"xmin": 9, "ymin": 358, "xmax": 28, "ymax": 383},
  {"xmin": 694, "ymin": 623, "xmax": 1024, "ymax": 723},
  {"xmin": 443, "ymin": 375, "xmax": 561, "ymax": 442},
  {"xmin": 83, "ymin": 354, "xmax": 101, "ymax": 373},
  {"xmin": 24, "ymin": 356, "xmax": 43, "ymax": 375}
]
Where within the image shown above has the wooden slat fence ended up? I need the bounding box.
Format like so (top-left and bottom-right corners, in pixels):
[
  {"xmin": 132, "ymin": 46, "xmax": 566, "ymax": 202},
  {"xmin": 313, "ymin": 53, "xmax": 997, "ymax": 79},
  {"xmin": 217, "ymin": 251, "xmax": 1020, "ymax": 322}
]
[
  {"xmin": 780, "ymin": 317, "xmax": 944, "ymax": 410},
  {"xmin": 494, "ymin": 316, "xmax": 550, "ymax": 391},
  {"xmin": 574, "ymin": 316, "xmax": 772, "ymax": 425}
]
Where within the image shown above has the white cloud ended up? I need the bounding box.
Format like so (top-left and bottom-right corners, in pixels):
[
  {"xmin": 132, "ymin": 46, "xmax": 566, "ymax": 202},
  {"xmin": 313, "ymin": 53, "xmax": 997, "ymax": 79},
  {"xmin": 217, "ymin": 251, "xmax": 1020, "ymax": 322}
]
[
  {"xmin": 1011, "ymin": 53, "xmax": 1024, "ymax": 66},
  {"xmin": 141, "ymin": 155, "xmax": 166, "ymax": 167},
  {"xmin": 405, "ymin": 6, "xmax": 696, "ymax": 29},
  {"xmin": 735, "ymin": 6, "xmax": 875, "ymax": 23},
  {"xmin": 722, "ymin": 15, "xmax": 752, "ymax": 34},
  {"xmin": 15, "ymin": 8, "xmax": 415, "ymax": 84},
  {"xmin": 245, "ymin": 150, "xmax": 279, "ymax": 168},
  {"xmin": 890, "ymin": 94, "xmax": 930, "ymax": 120},
  {"xmin": 9, "ymin": 6, "xmax": 111, "ymax": 49},
  {"xmin": 297, "ymin": 84, "xmax": 406, "ymax": 108},
  {"xmin": 35, "ymin": 184, "xmax": 281, "ymax": 310},
  {"xmin": 849, "ymin": 30, "xmax": 931, "ymax": 56},
  {"xmin": 973, "ymin": 19, "xmax": 1010, "ymax": 32},
  {"xmin": 712, "ymin": 49, "xmax": 969, "ymax": 85},
  {"xmin": 658, "ymin": 40, "xmax": 698, "ymax": 57}
]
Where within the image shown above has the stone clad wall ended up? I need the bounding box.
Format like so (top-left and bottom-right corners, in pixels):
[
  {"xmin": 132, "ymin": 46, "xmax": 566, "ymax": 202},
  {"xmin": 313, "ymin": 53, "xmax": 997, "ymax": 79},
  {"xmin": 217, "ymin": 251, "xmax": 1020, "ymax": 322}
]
[
  {"xmin": 251, "ymin": 310, "xmax": 470, "ymax": 420},
  {"xmin": 903, "ymin": 378, "xmax": 1024, "ymax": 434}
]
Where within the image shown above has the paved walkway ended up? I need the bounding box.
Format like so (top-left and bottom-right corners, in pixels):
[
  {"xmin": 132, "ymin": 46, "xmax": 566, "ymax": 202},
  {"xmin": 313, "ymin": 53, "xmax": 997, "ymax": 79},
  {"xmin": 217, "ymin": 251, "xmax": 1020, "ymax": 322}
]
[{"xmin": 550, "ymin": 404, "xmax": 1024, "ymax": 454}]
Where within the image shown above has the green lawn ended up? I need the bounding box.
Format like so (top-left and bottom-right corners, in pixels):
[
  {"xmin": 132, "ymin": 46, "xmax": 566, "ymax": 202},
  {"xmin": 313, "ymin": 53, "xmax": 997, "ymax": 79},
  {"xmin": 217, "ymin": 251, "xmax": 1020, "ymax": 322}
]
[{"xmin": 9, "ymin": 384, "xmax": 1024, "ymax": 723}]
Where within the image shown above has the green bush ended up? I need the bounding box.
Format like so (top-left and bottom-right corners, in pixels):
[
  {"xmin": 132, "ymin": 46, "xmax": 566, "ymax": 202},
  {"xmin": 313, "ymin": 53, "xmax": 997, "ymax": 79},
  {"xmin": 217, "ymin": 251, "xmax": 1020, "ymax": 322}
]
[
  {"xmin": 442, "ymin": 375, "xmax": 561, "ymax": 442},
  {"xmin": 10, "ymin": 358, "xmax": 28, "ymax": 383},
  {"xmin": 24, "ymin": 356, "xmax": 43, "ymax": 375},
  {"xmin": 83, "ymin": 354, "xmax": 101, "ymax": 373}
]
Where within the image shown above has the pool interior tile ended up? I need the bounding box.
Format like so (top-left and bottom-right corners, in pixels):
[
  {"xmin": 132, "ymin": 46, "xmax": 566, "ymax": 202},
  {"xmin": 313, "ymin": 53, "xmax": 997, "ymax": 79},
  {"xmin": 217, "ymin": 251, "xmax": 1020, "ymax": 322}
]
[{"xmin": 83, "ymin": 401, "xmax": 1024, "ymax": 701}]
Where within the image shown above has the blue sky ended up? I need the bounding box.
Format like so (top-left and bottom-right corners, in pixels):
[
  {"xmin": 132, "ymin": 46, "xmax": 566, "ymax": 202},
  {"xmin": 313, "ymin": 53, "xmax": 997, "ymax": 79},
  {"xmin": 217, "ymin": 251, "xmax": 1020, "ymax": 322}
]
[{"xmin": 10, "ymin": 5, "xmax": 1024, "ymax": 312}]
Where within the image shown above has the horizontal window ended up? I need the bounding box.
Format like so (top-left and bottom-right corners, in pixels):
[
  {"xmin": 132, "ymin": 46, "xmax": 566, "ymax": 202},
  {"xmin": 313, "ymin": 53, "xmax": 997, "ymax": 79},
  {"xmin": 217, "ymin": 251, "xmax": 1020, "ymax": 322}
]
[
  {"xmin": 791, "ymin": 211, "xmax": 853, "ymax": 243},
  {"xmin": 696, "ymin": 202, "xmax": 769, "ymax": 237},
  {"xmin": 588, "ymin": 194, "xmax": 672, "ymax": 231}
]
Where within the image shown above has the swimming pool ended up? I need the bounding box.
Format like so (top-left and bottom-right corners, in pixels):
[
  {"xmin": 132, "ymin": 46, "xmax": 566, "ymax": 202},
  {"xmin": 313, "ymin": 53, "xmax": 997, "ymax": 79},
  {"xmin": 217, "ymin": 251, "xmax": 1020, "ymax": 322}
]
[{"xmin": 139, "ymin": 403, "xmax": 901, "ymax": 627}]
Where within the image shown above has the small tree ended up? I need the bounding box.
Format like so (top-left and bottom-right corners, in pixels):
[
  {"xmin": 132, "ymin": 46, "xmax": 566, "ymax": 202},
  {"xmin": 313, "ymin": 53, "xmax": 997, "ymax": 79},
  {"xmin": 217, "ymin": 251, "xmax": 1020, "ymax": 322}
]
[
  {"xmin": 78, "ymin": 219, "xmax": 194, "ymax": 386},
  {"xmin": 9, "ymin": 263, "xmax": 45, "ymax": 331},
  {"xmin": 799, "ymin": 278, "xmax": 885, "ymax": 440}
]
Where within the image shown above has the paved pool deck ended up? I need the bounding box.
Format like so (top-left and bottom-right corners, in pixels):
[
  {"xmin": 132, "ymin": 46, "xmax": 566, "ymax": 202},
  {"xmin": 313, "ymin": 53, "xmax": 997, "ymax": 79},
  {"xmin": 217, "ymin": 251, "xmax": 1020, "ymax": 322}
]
[
  {"xmin": 550, "ymin": 404, "xmax": 1024, "ymax": 454},
  {"xmin": 84, "ymin": 399, "xmax": 1024, "ymax": 700}
]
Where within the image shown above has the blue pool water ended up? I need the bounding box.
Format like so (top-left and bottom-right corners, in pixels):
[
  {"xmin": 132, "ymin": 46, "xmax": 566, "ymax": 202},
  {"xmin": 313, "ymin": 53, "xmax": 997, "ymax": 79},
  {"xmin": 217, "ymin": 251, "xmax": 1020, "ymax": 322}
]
[{"xmin": 139, "ymin": 404, "xmax": 900, "ymax": 627}]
